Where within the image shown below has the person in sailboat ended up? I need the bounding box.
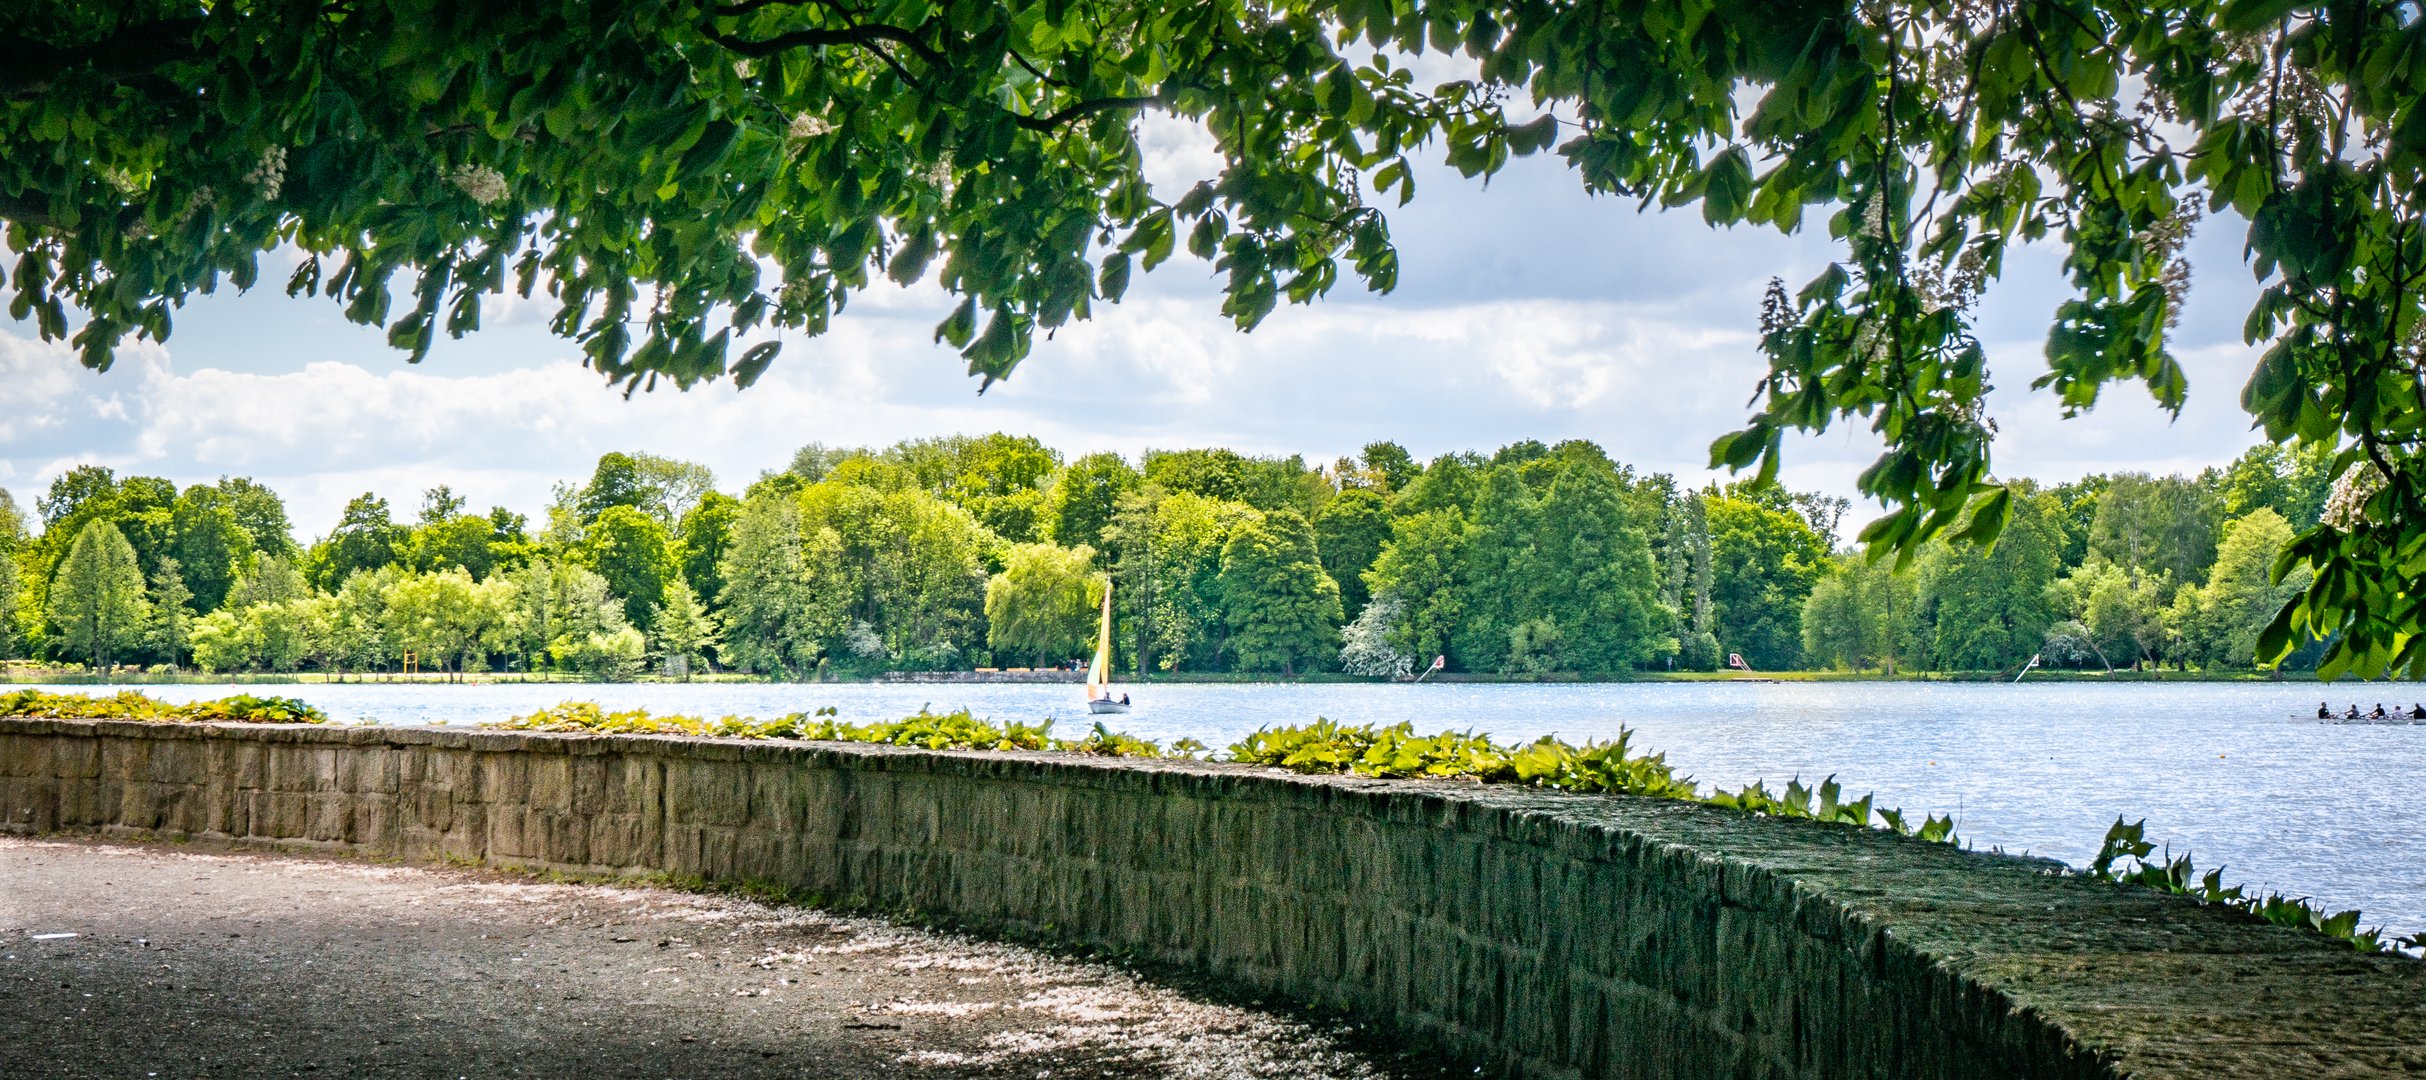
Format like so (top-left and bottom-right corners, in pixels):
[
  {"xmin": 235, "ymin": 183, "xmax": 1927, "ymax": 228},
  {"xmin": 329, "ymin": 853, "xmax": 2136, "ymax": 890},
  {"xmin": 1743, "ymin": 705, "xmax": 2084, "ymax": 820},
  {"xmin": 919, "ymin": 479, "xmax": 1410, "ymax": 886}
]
[{"xmin": 1119, "ymin": 692, "xmax": 1130, "ymax": 706}]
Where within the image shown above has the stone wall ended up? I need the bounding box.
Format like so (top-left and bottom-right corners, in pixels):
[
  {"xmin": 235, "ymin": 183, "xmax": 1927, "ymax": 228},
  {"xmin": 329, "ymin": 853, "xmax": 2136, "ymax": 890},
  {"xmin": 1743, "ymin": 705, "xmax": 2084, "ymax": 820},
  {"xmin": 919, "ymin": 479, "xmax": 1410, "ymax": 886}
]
[{"xmin": 3, "ymin": 718, "xmax": 2421, "ymax": 1079}]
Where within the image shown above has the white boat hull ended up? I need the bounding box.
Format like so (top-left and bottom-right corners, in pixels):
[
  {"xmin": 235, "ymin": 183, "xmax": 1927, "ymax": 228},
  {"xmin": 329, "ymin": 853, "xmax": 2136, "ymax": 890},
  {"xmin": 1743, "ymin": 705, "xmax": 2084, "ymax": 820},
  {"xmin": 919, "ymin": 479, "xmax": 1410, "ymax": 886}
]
[{"xmin": 1088, "ymin": 699, "xmax": 1131, "ymax": 715}]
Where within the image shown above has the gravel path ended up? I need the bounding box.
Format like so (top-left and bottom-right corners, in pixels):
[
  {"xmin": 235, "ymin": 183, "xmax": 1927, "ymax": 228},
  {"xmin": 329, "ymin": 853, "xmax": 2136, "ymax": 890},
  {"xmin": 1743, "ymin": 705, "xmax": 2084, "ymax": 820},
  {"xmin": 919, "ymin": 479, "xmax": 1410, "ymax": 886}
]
[{"xmin": 0, "ymin": 836, "xmax": 1440, "ymax": 1079}]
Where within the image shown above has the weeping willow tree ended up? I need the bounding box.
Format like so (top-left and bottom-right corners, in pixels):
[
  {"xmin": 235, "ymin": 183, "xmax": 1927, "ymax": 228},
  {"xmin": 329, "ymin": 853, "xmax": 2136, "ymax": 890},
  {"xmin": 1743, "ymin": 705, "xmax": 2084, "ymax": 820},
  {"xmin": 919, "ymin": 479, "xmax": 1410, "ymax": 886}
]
[{"xmin": 6, "ymin": 1, "xmax": 2423, "ymax": 673}]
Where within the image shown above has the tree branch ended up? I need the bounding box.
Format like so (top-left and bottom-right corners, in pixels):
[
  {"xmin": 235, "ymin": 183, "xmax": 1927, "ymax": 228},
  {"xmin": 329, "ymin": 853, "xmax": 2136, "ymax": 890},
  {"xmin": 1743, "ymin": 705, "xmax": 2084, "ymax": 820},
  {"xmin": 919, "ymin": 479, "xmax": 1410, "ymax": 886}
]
[
  {"xmin": 706, "ymin": 23, "xmax": 943, "ymax": 67},
  {"xmin": 1007, "ymin": 49, "xmax": 1068, "ymax": 89},
  {"xmin": 1, "ymin": 18, "xmax": 208, "ymax": 99},
  {"xmin": 715, "ymin": 0, "xmax": 803, "ymax": 16},
  {"xmin": 1016, "ymin": 94, "xmax": 1162, "ymax": 131},
  {"xmin": 0, "ymin": 190, "xmax": 58, "ymax": 230}
]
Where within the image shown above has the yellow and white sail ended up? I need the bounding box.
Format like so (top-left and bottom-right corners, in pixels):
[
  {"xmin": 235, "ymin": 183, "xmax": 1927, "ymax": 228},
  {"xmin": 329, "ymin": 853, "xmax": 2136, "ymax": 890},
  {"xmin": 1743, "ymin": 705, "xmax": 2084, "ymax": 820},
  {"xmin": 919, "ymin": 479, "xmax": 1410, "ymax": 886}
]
[{"xmin": 1085, "ymin": 578, "xmax": 1115, "ymax": 702}]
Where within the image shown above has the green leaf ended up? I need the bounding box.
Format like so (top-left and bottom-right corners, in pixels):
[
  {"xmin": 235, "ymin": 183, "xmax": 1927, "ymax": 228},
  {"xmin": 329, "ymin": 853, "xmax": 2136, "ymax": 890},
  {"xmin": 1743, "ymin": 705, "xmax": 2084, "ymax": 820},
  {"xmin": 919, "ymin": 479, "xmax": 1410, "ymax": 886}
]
[
  {"xmin": 1798, "ymin": 264, "xmax": 1850, "ymax": 305},
  {"xmin": 1701, "ymin": 146, "xmax": 1754, "ymax": 225},
  {"xmin": 934, "ymin": 296, "xmax": 978, "ymax": 348},
  {"xmin": 1188, "ymin": 214, "xmax": 1224, "ymax": 259},
  {"xmin": 1951, "ymin": 487, "xmax": 2012, "ymax": 546},
  {"xmin": 1173, "ymin": 181, "xmax": 1214, "ymax": 219},
  {"xmin": 730, "ymin": 340, "xmax": 780, "ymax": 389},
  {"xmin": 1372, "ymin": 159, "xmax": 1410, "ymax": 206},
  {"xmin": 887, "ymin": 228, "xmax": 939, "ymax": 286},
  {"xmin": 1708, "ymin": 429, "xmax": 1761, "ymax": 470},
  {"xmin": 1098, "ymin": 253, "xmax": 1133, "ymax": 301},
  {"xmin": 1506, "ymin": 113, "xmax": 1558, "ymax": 156},
  {"xmin": 2254, "ymin": 597, "xmax": 2303, "ymax": 664},
  {"xmin": 2218, "ymin": 0, "xmax": 2302, "ymax": 33},
  {"xmin": 676, "ymin": 119, "xmax": 742, "ymax": 180}
]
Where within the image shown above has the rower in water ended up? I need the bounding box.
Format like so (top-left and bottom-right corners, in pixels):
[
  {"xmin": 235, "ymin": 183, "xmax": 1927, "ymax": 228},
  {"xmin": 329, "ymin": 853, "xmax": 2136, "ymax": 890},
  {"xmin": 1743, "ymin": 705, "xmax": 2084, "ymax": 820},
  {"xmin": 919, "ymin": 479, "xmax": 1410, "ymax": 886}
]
[
  {"xmin": 2373, "ymin": 703, "xmax": 2390, "ymax": 720},
  {"xmin": 2347, "ymin": 704, "xmax": 2364, "ymax": 719},
  {"xmin": 2412, "ymin": 704, "xmax": 2425, "ymax": 720},
  {"xmin": 2319, "ymin": 702, "xmax": 2334, "ymax": 719}
]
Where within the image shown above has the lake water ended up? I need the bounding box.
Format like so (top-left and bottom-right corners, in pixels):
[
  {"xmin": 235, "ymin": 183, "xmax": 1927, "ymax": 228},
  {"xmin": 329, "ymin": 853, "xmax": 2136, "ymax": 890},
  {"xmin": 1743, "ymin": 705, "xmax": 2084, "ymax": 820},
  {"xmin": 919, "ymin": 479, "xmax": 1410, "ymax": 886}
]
[{"xmin": 58, "ymin": 679, "xmax": 2426, "ymax": 937}]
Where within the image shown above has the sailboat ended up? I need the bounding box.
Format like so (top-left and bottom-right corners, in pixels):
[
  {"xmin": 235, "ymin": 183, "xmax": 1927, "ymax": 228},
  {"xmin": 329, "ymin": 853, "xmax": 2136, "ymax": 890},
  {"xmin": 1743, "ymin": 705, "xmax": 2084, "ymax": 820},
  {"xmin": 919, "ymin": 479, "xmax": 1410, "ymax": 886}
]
[{"xmin": 1086, "ymin": 579, "xmax": 1130, "ymax": 714}]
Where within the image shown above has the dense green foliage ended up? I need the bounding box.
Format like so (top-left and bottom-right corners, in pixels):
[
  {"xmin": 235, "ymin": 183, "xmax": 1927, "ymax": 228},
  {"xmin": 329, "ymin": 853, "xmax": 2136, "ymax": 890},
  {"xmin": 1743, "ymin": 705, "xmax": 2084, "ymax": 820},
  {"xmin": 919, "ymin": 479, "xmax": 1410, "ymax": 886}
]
[
  {"xmin": 1356, "ymin": 447, "xmax": 1681, "ymax": 675},
  {"xmin": 1043, "ymin": 452, "xmax": 1140, "ymax": 557},
  {"xmin": 581, "ymin": 505, "xmax": 677, "ymax": 630},
  {"xmin": 0, "ymin": 689, "xmax": 324, "ymax": 724},
  {"xmin": 488, "ymin": 702, "xmax": 1928, "ymax": 847},
  {"xmin": 1919, "ymin": 492, "xmax": 2066, "ymax": 671},
  {"xmin": 46, "ymin": 521, "xmax": 148, "ymax": 669},
  {"xmin": 1311, "ymin": 488, "xmax": 1391, "ymax": 615},
  {"xmin": 1801, "ymin": 448, "xmax": 2335, "ymax": 674},
  {"xmin": 0, "ymin": 435, "xmax": 2347, "ymax": 678},
  {"xmin": 983, "ymin": 542, "xmax": 1101, "ymax": 664},
  {"xmin": 1225, "ymin": 718, "xmax": 1955, "ymax": 844},
  {"xmin": 714, "ymin": 496, "xmax": 846, "ymax": 677},
  {"xmin": 1704, "ymin": 494, "xmax": 1826, "ymax": 670},
  {"xmin": 0, "ymin": 540, "xmax": 20, "ymax": 662},
  {"xmin": 313, "ymin": 494, "xmax": 406, "ymax": 589},
  {"xmin": 496, "ymin": 700, "xmax": 1128, "ymax": 755},
  {"xmin": 12, "ymin": 0, "xmax": 2426, "ymax": 673},
  {"xmin": 649, "ymin": 579, "xmax": 721, "ymax": 679},
  {"xmin": 1216, "ymin": 511, "xmax": 1343, "ymax": 674}
]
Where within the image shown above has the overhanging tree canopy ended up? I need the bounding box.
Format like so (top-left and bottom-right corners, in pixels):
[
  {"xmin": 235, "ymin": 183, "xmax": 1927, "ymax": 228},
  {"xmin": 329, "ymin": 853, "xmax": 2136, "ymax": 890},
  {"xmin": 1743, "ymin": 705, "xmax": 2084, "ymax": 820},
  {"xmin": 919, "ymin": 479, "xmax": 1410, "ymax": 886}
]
[{"xmin": 7, "ymin": 1, "xmax": 2425, "ymax": 673}]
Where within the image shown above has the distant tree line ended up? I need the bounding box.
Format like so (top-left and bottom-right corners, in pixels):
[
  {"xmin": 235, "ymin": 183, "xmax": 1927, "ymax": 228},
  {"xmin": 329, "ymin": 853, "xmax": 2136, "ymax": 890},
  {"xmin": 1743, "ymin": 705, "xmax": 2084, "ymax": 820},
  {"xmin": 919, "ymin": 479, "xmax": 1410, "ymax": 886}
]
[
  {"xmin": 0, "ymin": 436, "xmax": 2336, "ymax": 679},
  {"xmin": 1798, "ymin": 447, "xmax": 2336, "ymax": 675}
]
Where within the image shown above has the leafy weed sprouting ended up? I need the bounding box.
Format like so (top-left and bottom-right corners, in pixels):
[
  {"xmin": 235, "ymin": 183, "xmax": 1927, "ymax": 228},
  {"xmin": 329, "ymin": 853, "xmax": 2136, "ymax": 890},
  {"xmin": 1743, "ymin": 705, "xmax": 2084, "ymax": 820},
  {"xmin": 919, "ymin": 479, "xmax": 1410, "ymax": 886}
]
[
  {"xmin": 1062, "ymin": 722, "xmax": 1164, "ymax": 758},
  {"xmin": 0, "ymin": 689, "xmax": 327, "ymax": 725},
  {"xmin": 495, "ymin": 702, "xmax": 1149, "ymax": 757},
  {"xmin": 2088, "ymin": 816, "xmax": 2411, "ymax": 955},
  {"xmin": 1228, "ymin": 719, "xmax": 1949, "ymax": 839}
]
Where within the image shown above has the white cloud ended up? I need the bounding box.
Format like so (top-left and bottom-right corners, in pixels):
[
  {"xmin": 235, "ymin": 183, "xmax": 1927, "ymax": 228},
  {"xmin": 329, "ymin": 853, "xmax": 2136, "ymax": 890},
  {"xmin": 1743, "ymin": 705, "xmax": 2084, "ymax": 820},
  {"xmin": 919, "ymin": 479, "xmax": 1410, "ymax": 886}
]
[
  {"xmin": 1137, "ymin": 114, "xmax": 1225, "ymax": 195},
  {"xmin": 1416, "ymin": 302, "xmax": 1752, "ymax": 411},
  {"xmin": 1, "ymin": 138, "xmax": 2285, "ymax": 539},
  {"xmin": 1984, "ymin": 336, "xmax": 2266, "ymax": 487},
  {"xmin": 1, "ymin": 290, "xmax": 1785, "ymax": 534},
  {"xmin": 0, "ymin": 334, "xmax": 82, "ymax": 441}
]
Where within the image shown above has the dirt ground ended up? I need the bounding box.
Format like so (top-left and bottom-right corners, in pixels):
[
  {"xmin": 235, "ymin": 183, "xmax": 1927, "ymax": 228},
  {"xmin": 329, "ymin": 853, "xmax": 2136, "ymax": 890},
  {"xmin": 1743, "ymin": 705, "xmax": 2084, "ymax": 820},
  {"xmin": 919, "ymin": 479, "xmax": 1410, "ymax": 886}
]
[{"xmin": 0, "ymin": 835, "xmax": 1455, "ymax": 1079}]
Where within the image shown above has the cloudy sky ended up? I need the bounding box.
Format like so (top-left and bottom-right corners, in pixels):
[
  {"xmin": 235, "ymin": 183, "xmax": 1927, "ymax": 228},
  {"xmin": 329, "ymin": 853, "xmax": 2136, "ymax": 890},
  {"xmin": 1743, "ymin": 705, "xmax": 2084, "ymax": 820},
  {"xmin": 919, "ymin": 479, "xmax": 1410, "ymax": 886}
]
[{"xmin": 2, "ymin": 115, "xmax": 2272, "ymax": 541}]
